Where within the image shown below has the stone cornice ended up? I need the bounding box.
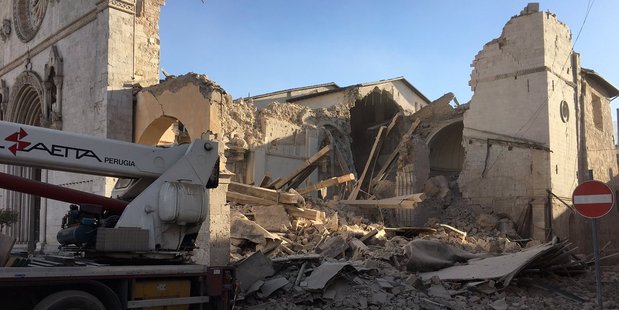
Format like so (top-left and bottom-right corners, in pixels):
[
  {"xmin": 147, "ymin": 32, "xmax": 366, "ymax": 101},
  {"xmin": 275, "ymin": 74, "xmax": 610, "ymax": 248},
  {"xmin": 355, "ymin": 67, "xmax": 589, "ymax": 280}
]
[{"xmin": 97, "ymin": 0, "xmax": 136, "ymax": 15}]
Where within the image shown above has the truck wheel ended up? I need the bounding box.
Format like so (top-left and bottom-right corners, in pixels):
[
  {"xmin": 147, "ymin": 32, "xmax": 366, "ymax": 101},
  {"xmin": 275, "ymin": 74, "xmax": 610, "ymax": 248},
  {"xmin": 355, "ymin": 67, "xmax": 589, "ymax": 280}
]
[{"xmin": 33, "ymin": 290, "xmax": 105, "ymax": 310}]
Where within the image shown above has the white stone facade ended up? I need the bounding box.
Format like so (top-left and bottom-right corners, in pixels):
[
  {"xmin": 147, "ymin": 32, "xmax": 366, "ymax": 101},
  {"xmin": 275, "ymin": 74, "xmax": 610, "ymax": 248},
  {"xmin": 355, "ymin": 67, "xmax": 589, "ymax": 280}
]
[{"xmin": 0, "ymin": 0, "xmax": 163, "ymax": 252}]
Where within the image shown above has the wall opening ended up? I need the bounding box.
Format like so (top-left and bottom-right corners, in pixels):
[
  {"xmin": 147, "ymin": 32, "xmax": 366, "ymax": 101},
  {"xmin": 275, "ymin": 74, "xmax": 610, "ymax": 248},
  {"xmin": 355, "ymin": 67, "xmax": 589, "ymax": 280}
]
[
  {"xmin": 137, "ymin": 116, "xmax": 190, "ymax": 146},
  {"xmin": 427, "ymin": 121, "xmax": 464, "ymax": 177},
  {"xmin": 349, "ymin": 89, "xmax": 400, "ymax": 176}
]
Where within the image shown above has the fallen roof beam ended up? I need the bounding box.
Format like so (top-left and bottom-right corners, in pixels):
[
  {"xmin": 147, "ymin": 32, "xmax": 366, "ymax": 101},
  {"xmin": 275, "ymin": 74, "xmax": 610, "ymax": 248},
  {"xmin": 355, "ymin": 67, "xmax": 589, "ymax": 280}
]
[
  {"xmin": 340, "ymin": 193, "xmax": 426, "ymax": 209},
  {"xmin": 370, "ymin": 118, "xmax": 421, "ymax": 189},
  {"xmin": 297, "ymin": 173, "xmax": 356, "ymax": 195},
  {"xmin": 348, "ymin": 126, "xmax": 386, "ymax": 200},
  {"xmin": 269, "ymin": 145, "xmax": 332, "ymax": 190},
  {"xmin": 228, "ymin": 181, "xmax": 303, "ymax": 205}
]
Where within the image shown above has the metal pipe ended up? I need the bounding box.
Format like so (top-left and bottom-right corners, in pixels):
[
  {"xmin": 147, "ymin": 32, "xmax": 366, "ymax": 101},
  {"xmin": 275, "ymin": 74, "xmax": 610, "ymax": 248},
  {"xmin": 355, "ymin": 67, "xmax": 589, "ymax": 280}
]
[{"xmin": 0, "ymin": 172, "xmax": 128, "ymax": 213}]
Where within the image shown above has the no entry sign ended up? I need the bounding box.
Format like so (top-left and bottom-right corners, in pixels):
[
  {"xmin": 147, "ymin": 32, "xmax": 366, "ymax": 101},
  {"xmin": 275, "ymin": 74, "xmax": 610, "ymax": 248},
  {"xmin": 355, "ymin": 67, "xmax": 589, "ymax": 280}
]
[{"xmin": 572, "ymin": 180, "xmax": 615, "ymax": 219}]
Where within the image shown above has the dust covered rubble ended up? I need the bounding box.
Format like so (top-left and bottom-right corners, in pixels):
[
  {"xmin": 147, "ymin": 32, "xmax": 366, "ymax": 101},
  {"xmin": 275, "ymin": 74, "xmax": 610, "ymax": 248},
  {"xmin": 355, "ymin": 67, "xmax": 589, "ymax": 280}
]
[{"xmin": 228, "ymin": 180, "xmax": 593, "ymax": 309}]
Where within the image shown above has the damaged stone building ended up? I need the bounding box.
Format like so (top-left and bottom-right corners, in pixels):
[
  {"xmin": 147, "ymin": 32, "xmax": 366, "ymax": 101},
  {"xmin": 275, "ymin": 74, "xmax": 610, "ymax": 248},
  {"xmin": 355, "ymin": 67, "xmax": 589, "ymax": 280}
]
[
  {"xmin": 221, "ymin": 4, "xmax": 619, "ymax": 255},
  {"xmin": 0, "ymin": 0, "xmax": 617, "ymax": 271}
]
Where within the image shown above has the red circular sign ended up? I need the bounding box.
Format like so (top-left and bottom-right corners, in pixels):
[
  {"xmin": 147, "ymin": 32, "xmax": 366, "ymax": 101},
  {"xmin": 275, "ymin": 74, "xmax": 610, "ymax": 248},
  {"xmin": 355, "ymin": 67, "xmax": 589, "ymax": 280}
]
[{"xmin": 572, "ymin": 180, "xmax": 615, "ymax": 219}]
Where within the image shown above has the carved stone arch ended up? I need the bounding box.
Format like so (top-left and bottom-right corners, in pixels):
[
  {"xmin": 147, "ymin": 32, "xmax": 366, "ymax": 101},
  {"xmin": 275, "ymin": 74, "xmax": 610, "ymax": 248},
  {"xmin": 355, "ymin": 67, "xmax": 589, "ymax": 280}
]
[
  {"xmin": 4, "ymin": 70, "xmax": 44, "ymax": 252},
  {"xmin": 7, "ymin": 70, "xmax": 44, "ymax": 125},
  {"xmin": 0, "ymin": 80, "xmax": 8, "ymax": 119},
  {"xmin": 44, "ymin": 45, "xmax": 63, "ymax": 129}
]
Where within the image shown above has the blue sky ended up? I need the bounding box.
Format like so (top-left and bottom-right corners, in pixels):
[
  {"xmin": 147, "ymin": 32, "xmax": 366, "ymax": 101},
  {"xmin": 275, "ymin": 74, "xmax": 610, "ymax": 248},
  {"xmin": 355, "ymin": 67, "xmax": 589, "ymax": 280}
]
[{"xmin": 159, "ymin": 1, "xmax": 618, "ymax": 111}]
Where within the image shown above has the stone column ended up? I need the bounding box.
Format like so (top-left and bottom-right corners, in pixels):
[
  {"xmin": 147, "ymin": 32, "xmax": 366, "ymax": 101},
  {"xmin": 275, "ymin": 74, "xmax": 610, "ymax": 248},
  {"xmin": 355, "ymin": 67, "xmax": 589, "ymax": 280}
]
[{"xmin": 193, "ymin": 170, "xmax": 233, "ymax": 266}]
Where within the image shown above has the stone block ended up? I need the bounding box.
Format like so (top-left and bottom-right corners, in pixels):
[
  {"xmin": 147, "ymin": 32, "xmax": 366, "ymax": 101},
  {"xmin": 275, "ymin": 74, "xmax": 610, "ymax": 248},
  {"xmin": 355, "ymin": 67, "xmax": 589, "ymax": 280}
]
[{"xmin": 252, "ymin": 205, "xmax": 291, "ymax": 232}]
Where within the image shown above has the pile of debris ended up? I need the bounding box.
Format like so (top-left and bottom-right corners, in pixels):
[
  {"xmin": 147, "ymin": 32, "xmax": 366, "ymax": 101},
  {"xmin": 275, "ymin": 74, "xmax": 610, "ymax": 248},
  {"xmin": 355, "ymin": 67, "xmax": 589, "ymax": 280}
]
[
  {"xmin": 222, "ymin": 106, "xmax": 606, "ymax": 309},
  {"xmin": 226, "ymin": 178, "xmax": 595, "ymax": 309}
]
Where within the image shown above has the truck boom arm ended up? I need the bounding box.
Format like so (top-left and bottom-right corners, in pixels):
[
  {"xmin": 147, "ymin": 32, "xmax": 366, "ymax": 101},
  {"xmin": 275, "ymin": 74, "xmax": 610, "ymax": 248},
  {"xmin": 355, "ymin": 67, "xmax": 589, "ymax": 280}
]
[{"xmin": 0, "ymin": 121, "xmax": 220, "ymax": 253}]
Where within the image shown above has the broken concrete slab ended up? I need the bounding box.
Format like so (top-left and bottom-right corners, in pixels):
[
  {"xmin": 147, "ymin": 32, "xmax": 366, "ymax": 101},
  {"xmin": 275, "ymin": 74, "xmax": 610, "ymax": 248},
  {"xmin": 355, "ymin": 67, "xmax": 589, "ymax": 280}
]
[
  {"xmin": 304, "ymin": 262, "xmax": 354, "ymax": 291},
  {"xmin": 259, "ymin": 277, "xmax": 289, "ymax": 298},
  {"xmin": 231, "ymin": 212, "xmax": 281, "ymax": 253},
  {"xmin": 252, "ymin": 205, "xmax": 291, "ymax": 232},
  {"xmin": 419, "ymin": 241, "xmax": 556, "ymax": 286},
  {"xmin": 404, "ymin": 239, "xmax": 484, "ymax": 272},
  {"xmin": 236, "ymin": 251, "xmax": 276, "ymax": 292},
  {"xmin": 316, "ymin": 235, "xmax": 349, "ymax": 258},
  {"xmin": 349, "ymin": 237, "xmax": 369, "ymax": 254},
  {"xmin": 427, "ymin": 283, "xmax": 452, "ymax": 300}
]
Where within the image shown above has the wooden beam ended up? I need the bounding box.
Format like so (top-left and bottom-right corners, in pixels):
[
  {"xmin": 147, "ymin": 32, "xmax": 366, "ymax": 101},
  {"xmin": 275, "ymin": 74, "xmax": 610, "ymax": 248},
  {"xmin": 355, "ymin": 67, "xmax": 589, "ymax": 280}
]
[
  {"xmin": 259, "ymin": 175, "xmax": 272, "ymax": 188},
  {"xmin": 228, "ymin": 182, "xmax": 302, "ymax": 205},
  {"xmin": 348, "ymin": 126, "xmax": 386, "ymax": 200},
  {"xmin": 283, "ymin": 205, "xmax": 326, "ymax": 221},
  {"xmin": 226, "ymin": 191, "xmax": 274, "ymax": 205},
  {"xmin": 385, "ymin": 112, "xmax": 403, "ymax": 136},
  {"xmin": 270, "ymin": 145, "xmax": 332, "ymax": 190},
  {"xmin": 340, "ymin": 193, "xmax": 426, "ymax": 209},
  {"xmin": 370, "ymin": 118, "xmax": 421, "ymax": 189},
  {"xmin": 287, "ymin": 165, "xmax": 318, "ymax": 189},
  {"xmin": 297, "ymin": 173, "xmax": 356, "ymax": 195}
]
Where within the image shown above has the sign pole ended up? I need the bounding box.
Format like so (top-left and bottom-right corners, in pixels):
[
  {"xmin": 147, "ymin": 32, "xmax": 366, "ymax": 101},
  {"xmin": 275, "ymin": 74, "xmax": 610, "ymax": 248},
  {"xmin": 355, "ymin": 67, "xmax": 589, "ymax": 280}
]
[
  {"xmin": 592, "ymin": 218, "xmax": 603, "ymax": 309},
  {"xmin": 572, "ymin": 180, "xmax": 614, "ymax": 310}
]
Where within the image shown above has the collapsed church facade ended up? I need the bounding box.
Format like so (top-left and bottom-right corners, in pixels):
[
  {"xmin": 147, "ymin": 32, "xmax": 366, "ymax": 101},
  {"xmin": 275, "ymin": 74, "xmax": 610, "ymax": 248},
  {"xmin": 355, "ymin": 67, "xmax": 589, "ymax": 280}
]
[{"xmin": 0, "ymin": 1, "xmax": 617, "ymax": 259}]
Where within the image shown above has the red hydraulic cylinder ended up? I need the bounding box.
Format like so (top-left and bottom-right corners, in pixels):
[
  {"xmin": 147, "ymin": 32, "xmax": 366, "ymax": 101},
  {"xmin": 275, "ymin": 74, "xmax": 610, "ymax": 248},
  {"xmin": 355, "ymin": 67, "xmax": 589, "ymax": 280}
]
[{"xmin": 0, "ymin": 171, "xmax": 128, "ymax": 213}]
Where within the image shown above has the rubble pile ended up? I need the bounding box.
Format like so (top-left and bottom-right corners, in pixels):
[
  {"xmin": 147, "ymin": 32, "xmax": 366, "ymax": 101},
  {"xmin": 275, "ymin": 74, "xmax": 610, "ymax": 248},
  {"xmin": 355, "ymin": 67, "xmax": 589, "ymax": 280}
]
[
  {"xmin": 228, "ymin": 190, "xmax": 597, "ymax": 309},
  {"xmin": 221, "ymin": 92, "xmax": 611, "ymax": 309}
]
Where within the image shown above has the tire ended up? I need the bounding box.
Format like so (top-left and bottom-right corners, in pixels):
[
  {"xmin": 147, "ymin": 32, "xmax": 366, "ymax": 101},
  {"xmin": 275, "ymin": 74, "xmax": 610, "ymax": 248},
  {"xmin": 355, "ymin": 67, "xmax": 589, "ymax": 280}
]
[{"xmin": 33, "ymin": 290, "xmax": 106, "ymax": 310}]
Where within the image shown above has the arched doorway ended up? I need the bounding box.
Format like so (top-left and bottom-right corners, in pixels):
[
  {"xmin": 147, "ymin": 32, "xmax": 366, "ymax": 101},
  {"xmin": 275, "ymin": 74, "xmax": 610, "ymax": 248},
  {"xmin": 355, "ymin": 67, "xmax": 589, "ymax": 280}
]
[
  {"xmin": 137, "ymin": 116, "xmax": 190, "ymax": 146},
  {"xmin": 349, "ymin": 88, "xmax": 401, "ymax": 176},
  {"xmin": 427, "ymin": 120, "xmax": 464, "ymax": 177},
  {"xmin": 5, "ymin": 71, "xmax": 45, "ymax": 251}
]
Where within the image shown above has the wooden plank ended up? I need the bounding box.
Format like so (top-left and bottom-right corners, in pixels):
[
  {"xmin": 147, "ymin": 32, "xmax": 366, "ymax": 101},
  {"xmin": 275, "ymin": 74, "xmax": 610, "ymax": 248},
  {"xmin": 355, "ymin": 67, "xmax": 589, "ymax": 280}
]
[
  {"xmin": 283, "ymin": 205, "xmax": 326, "ymax": 221},
  {"xmin": 259, "ymin": 175, "xmax": 272, "ymax": 188},
  {"xmin": 348, "ymin": 126, "xmax": 387, "ymax": 200},
  {"xmin": 226, "ymin": 191, "xmax": 274, "ymax": 205},
  {"xmin": 271, "ymin": 145, "xmax": 332, "ymax": 190},
  {"xmin": 287, "ymin": 165, "xmax": 318, "ymax": 189},
  {"xmin": 340, "ymin": 193, "xmax": 426, "ymax": 209},
  {"xmin": 228, "ymin": 182, "xmax": 301, "ymax": 204},
  {"xmin": 297, "ymin": 173, "xmax": 356, "ymax": 195},
  {"xmin": 385, "ymin": 112, "xmax": 403, "ymax": 137},
  {"xmin": 370, "ymin": 118, "xmax": 421, "ymax": 189}
]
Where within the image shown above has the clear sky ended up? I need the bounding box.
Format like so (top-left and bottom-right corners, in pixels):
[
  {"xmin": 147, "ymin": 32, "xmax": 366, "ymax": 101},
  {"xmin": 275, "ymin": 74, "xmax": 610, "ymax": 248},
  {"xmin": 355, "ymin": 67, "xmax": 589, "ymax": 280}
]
[{"xmin": 159, "ymin": 1, "xmax": 618, "ymax": 111}]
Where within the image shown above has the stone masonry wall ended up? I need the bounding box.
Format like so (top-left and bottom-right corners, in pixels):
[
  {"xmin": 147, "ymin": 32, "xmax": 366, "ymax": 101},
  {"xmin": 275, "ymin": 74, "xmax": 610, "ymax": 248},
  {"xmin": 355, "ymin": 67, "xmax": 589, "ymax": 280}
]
[{"xmin": 458, "ymin": 8, "xmax": 559, "ymax": 240}]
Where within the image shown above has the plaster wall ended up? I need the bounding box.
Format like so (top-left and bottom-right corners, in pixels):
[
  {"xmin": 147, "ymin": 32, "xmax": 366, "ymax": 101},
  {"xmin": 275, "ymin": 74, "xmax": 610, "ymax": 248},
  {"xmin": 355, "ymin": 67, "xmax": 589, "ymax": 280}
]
[
  {"xmin": 292, "ymin": 91, "xmax": 349, "ymax": 110},
  {"xmin": 250, "ymin": 118, "xmax": 320, "ymax": 187},
  {"xmin": 357, "ymin": 80, "xmax": 428, "ymax": 114}
]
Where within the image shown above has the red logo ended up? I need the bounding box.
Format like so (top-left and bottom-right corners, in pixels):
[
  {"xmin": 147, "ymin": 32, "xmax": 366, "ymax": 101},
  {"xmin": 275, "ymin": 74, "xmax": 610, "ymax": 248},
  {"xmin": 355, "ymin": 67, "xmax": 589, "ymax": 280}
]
[{"xmin": 5, "ymin": 128, "xmax": 31, "ymax": 155}]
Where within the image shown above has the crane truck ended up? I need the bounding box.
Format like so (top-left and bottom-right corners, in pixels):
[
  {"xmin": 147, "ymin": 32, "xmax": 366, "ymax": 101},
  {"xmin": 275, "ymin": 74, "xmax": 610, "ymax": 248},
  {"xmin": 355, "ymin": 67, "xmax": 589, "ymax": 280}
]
[{"xmin": 0, "ymin": 121, "xmax": 235, "ymax": 309}]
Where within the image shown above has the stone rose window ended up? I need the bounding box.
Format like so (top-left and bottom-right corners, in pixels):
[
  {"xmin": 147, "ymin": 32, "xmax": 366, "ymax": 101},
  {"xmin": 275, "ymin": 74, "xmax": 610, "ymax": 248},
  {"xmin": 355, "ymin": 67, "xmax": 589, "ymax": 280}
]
[{"xmin": 13, "ymin": 0, "xmax": 48, "ymax": 43}]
